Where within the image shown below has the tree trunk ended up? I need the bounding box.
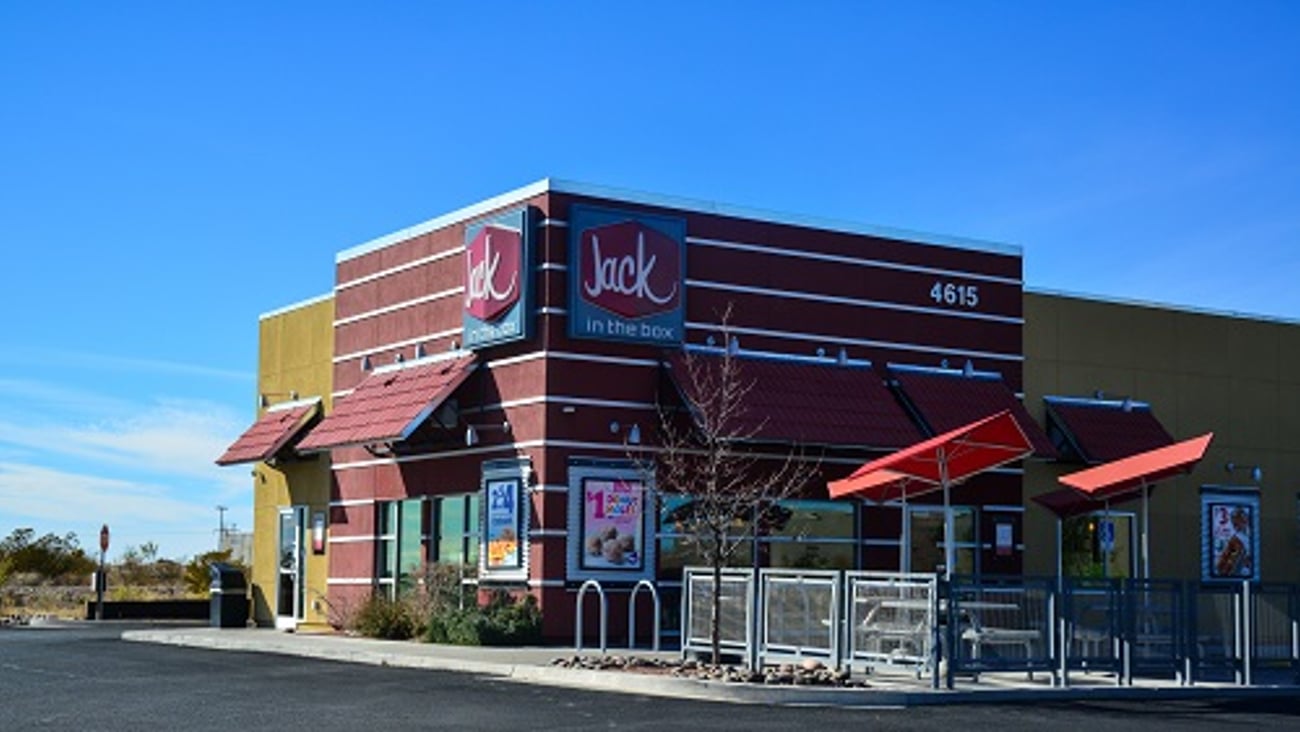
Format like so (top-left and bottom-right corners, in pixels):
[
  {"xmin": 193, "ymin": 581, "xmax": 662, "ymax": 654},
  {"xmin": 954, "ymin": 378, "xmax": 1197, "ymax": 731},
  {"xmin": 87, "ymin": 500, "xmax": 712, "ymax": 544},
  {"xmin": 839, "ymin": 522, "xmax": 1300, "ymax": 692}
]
[{"xmin": 710, "ymin": 559, "xmax": 722, "ymax": 665}]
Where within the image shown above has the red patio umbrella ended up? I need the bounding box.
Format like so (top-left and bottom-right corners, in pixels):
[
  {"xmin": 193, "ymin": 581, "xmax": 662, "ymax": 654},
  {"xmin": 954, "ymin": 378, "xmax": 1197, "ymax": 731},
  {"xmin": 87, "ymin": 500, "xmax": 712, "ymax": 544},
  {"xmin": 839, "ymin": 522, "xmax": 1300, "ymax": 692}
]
[
  {"xmin": 830, "ymin": 410, "xmax": 1035, "ymax": 579},
  {"xmin": 1055, "ymin": 432, "xmax": 1213, "ymax": 578}
]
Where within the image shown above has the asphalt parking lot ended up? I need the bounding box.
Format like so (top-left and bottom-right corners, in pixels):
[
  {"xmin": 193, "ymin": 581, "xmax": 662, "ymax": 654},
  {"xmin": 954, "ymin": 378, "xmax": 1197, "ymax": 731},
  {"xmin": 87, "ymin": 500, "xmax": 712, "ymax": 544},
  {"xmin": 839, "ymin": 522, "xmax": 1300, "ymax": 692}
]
[{"xmin": 3, "ymin": 622, "xmax": 1299, "ymax": 731}]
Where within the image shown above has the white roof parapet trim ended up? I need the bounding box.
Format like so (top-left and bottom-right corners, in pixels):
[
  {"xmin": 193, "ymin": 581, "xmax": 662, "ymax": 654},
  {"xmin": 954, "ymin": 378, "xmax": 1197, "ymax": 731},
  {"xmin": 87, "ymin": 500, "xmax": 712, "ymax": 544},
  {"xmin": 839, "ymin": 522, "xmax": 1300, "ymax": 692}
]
[
  {"xmin": 335, "ymin": 178, "xmax": 1022, "ymax": 264},
  {"xmin": 258, "ymin": 293, "xmax": 334, "ymax": 321}
]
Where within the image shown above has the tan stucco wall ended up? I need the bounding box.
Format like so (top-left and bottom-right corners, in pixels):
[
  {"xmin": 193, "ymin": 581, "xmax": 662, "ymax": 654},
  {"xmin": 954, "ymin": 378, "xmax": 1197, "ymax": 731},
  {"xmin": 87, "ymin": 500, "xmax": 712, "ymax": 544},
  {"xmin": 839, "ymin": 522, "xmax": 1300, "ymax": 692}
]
[
  {"xmin": 251, "ymin": 296, "xmax": 334, "ymax": 629},
  {"xmin": 1024, "ymin": 291, "xmax": 1300, "ymax": 582}
]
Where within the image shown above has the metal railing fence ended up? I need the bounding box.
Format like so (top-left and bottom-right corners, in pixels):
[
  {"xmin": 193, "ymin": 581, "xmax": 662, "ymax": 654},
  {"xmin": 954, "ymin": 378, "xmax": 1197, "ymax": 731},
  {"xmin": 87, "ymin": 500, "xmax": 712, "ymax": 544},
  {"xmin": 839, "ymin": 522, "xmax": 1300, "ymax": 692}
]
[{"xmin": 676, "ymin": 566, "xmax": 1299, "ymax": 689}]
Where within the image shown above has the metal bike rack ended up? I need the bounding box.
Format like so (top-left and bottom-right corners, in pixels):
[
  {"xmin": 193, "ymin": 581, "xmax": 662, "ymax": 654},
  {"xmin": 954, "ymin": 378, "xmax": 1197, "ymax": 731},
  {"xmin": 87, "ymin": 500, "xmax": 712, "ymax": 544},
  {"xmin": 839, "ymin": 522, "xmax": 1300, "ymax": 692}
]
[
  {"xmin": 628, "ymin": 579, "xmax": 661, "ymax": 651},
  {"xmin": 575, "ymin": 579, "xmax": 608, "ymax": 654}
]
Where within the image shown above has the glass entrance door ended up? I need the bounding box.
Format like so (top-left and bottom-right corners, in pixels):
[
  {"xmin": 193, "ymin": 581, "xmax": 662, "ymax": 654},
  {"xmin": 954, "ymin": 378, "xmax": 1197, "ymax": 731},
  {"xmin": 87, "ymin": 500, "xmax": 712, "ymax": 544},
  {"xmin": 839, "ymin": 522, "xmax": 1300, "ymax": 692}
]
[
  {"xmin": 276, "ymin": 506, "xmax": 306, "ymax": 629},
  {"xmin": 1062, "ymin": 511, "xmax": 1135, "ymax": 579},
  {"xmin": 907, "ymin": 506, "xmax": 977, "ymax": 575}
]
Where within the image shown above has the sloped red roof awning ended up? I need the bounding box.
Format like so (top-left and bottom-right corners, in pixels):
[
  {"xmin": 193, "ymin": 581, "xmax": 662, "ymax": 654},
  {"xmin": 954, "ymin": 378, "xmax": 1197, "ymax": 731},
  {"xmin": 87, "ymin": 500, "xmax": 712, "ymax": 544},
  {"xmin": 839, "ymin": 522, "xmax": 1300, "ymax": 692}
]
[
  {"xmin": 297, "ymin": 353, "xmax": 476, "ymax": 452},
  {"xmin": 829, "ymin": 410, "xmax": 1033, "ymax": 500},
  {"xmin": 216, "ymin": 399, "xmax": 321, "ymax": 466},
  {"xmin": 667, "ymin": 351, "xmax": 924, "ymax": 449},
  {"xmin": 889, "ymin": 365, "xmax": 1057, "ymax": 458},
  {"xmin": 1058, "ymin": 432, "xmax": 1213, "ymax": 501},
  {"xmin": 1044, "ymin": 396, "xmax": 1174, "ymax": 464}
]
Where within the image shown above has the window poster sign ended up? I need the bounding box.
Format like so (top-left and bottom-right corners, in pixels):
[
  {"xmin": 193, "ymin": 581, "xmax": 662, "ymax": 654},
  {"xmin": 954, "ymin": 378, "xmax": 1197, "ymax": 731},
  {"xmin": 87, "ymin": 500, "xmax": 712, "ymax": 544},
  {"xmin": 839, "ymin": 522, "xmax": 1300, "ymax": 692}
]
[
  {"xmin": 566, "ymin": 459, "xmax": 656, "ymax": 582},
  {"xmin": 568, "ymin": 204, "xmax": 685, "ymax": 346},
  {"xmin": 995, "ymin": 522, "xmax": 1013, "ymax": 557},
  {"xmin": 463, "ymin": 207, "xmax": 535, "ymax": 350},
  {"xmin": 479, "ymin": 458, "xmax": 530, "ymax": 581},
  {"xmin": 1201, "ymin": 489, "xmax": 1261, "ymax": 582},
  {"xmin": 581, "ymin": 478, "xmax": 644, "ymax": 570},
  {"xmin": 485, "ymin": 478, "xmax": 522, "ymax": 570},
  {"xmin": 311, "ymin": 512, "xmax": 326, "ymax": 555}
]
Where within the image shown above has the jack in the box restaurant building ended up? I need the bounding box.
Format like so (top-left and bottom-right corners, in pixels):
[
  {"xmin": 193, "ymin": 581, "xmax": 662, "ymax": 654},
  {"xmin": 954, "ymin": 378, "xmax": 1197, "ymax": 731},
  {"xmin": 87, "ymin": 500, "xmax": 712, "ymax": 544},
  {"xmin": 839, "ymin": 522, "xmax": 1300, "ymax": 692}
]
[{"xmin": 217, "ymin": 178, "xmax": 1300, "ymax": 640}]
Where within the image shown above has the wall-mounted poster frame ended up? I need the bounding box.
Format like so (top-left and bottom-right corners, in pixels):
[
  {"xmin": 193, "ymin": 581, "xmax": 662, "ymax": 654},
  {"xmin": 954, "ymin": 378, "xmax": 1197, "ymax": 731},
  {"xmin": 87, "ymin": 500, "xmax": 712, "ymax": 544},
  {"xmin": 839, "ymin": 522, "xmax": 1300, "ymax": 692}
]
[
  {"xmin": 566, "ymin": 458, "xmax": 655, "ymax": 583},
  {"xmin": 479, "ymin": 458, "xmax": 531, "ymax": 582},
  {"xmin": 1200, "ymin": 486, "xmax": 1261, "ymax": 582}
]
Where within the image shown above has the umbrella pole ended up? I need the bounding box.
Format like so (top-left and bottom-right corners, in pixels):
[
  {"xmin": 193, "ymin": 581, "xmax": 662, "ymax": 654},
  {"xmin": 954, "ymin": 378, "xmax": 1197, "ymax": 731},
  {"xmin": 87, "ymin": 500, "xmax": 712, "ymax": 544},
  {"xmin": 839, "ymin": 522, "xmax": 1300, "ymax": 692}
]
[
  {"xmin": 1056, "ymin": 517, "xmax": 1063, "ymax": 591},
  {"xmin": 1141, "ymin": 479, "xmax": 1150, "ymax": 579},
  {"xmin": 941, "ymin": 450, "xmax": 953, "ymax": 582},
  {"xmin": 900, "ymin": 488, "xmax": 908, "ymax": 573},
  {"xmin": 1103, "ymin": 499, "xmax": 1111, "ymax": 579}
]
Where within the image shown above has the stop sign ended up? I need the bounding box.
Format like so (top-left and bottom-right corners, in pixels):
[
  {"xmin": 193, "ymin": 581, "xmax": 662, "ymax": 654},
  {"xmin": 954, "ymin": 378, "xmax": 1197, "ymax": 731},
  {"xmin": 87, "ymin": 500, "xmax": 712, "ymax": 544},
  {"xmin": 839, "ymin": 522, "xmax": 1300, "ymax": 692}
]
[{"xmin": 99, "ymin": 524, "xmax": 110, "ymax": 553}]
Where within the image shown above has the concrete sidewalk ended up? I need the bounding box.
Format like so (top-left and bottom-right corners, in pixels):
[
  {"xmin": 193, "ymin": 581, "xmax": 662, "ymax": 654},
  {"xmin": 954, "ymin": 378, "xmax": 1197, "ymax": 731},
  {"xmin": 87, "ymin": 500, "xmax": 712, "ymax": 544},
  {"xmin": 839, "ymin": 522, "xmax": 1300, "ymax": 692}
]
[{"xmin": 122, "ymin": 627, "xmax": 1298, "ymax": 708}]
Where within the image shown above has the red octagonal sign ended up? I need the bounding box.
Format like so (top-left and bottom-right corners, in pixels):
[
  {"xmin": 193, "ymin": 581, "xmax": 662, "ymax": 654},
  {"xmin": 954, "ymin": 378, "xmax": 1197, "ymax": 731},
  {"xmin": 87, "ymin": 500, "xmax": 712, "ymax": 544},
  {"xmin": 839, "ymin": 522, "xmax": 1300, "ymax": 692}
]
[
  {"xmin": 464, "ymin": 224, "xmax": 522, "ymax": 322},
  {"xmin": 578, "ymin": 220, "xmax": 682, "ymax": 319}
]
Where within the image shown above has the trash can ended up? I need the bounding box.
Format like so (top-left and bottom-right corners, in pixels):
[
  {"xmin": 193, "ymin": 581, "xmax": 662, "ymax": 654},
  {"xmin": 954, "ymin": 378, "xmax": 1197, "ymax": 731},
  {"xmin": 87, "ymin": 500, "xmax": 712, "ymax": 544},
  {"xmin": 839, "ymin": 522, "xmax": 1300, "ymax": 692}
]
[{"xmin": 209, "ymin": 563, "xmax": 249, "ymax": 628}]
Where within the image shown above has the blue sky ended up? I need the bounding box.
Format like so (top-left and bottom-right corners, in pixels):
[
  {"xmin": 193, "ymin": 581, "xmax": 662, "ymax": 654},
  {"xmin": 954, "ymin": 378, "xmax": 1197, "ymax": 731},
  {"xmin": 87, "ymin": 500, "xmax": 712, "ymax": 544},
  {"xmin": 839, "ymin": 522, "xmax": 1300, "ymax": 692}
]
[{"xmin": 1, "ymin": 2, "xmax": 1297, "ymax": 561}]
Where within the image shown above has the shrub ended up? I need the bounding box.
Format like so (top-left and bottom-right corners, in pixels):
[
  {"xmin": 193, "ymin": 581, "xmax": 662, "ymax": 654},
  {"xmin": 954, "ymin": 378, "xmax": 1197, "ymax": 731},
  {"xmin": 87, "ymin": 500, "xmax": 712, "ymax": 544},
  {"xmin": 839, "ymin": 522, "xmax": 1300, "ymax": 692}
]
[
  {"xmin": 425, "ymin": 590, "xmax": 542, "ymax": 646},
  {"xmin": 351, "ymin": 594, "xmax": 416, "ymax": 640}
]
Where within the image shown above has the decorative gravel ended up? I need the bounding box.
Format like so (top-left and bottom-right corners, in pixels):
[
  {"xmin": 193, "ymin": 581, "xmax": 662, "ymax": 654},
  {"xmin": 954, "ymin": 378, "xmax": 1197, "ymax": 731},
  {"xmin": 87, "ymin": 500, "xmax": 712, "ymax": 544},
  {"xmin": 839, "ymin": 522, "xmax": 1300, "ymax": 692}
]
[{"xmin": 550, "ymin": 654, "xmax": 870, "ymax": 688}]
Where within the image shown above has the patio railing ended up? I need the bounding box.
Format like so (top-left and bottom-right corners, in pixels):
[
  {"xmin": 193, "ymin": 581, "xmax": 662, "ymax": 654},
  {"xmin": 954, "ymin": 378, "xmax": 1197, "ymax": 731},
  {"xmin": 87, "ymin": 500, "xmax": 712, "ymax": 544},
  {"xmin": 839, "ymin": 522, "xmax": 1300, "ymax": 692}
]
[{"xmin": 678, "ymin": 566, "xmax": 1300, "ymax": 688}]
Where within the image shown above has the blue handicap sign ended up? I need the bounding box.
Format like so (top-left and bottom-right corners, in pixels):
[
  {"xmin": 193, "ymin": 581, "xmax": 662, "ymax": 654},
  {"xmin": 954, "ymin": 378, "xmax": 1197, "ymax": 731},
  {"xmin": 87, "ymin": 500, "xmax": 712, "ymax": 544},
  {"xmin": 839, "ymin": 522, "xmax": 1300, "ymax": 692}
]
[{"xmin": 1099, "ymin": 519, "xmax": 1115, "ymax": 551}]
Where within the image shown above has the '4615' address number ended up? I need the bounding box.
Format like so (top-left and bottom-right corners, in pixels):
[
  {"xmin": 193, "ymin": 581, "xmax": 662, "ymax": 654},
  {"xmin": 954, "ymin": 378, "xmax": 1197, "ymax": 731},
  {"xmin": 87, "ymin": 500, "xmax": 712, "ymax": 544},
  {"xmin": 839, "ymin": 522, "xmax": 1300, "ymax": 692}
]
[{"xmin": 930, "ymin": 281, "xmax": 979, "ymax": 308}]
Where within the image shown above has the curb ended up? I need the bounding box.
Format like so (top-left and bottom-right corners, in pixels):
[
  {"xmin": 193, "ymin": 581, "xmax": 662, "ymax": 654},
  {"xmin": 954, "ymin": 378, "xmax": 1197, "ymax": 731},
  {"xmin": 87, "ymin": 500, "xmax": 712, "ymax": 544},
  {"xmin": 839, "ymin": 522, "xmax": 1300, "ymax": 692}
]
[{"xmin": 121, "ymin": 630, "xmax": 1300, "ymax": 708}]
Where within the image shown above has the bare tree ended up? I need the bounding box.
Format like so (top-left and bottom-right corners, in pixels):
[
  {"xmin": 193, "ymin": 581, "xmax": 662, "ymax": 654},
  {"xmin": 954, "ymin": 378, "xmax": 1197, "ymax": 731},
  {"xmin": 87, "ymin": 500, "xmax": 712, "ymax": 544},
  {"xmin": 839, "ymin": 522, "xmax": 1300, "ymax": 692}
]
[{"xmin": 640, "ymin": 314, "xmax": 819, "ymax": 665}]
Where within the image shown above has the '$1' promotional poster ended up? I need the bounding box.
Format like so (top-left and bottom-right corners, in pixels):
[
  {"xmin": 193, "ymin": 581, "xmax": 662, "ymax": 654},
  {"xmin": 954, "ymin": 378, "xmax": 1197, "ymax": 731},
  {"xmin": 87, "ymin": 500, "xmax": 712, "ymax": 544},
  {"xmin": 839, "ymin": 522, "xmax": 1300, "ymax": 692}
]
[{"xmin": 583, "ymin": 479, "xmax": 643, "ymax": 569}]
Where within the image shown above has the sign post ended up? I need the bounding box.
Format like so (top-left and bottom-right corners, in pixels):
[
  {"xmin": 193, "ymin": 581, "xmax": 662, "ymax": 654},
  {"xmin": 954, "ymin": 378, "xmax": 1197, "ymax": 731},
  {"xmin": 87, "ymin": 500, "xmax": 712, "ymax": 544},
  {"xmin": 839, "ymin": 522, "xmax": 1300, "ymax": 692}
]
[{"xmin": 96, "ymin": 524, "xmax": 109, "ymax": 621}]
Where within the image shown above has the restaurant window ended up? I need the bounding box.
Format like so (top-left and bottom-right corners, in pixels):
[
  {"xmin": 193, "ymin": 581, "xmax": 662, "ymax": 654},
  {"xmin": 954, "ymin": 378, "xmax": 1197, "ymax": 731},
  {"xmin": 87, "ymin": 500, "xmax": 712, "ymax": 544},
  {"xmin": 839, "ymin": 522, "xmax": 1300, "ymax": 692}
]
[
  {"xmin": 656, "ymin": 496, "xmax": 856, "ymax": 576},
  {"xmin": 907, "ymin": 506, "xmax": 977, "ymax": 575},
  {"xmin": 1061, "ymin": 511, "xmax": 1135, "ymax": 579},
  {"xmin": 376, "ymin": 498, "xmax": 424, "ymax": 598},
  {"xmin": 761, "ymin": 499, "xmax": 856, "ymax": 570},
  {"xmin": 433, "ymin": 493, "xmax": 481, "ymax": 568},
  {"xmin": 656, "ymin": 494, "xmax": 752, "ymax": 580}
]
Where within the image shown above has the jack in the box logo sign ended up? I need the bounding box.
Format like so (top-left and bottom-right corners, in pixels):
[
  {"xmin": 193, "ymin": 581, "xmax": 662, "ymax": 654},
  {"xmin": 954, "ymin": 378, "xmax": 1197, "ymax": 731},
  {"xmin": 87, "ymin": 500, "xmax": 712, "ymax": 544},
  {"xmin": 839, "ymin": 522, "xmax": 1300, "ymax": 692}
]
[
  {"xmin": 462, "ymin": 207, "xmax": 534, "ymax": 349},
  {"xmin": 465, "ymin": 225, "xmax": 520, "ymax": 321},
  {"xmin": 569, "ymin": 205, "xmax": 685, "ymax": 346}
]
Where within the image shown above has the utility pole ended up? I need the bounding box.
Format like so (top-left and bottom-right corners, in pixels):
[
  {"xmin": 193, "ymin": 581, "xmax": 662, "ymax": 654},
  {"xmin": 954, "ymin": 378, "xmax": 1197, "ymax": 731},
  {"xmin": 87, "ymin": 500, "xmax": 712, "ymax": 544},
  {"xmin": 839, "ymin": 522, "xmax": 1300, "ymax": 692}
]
[{"xmin": 216, "ymin": 505, "xmax": 228, "ymax": 550}]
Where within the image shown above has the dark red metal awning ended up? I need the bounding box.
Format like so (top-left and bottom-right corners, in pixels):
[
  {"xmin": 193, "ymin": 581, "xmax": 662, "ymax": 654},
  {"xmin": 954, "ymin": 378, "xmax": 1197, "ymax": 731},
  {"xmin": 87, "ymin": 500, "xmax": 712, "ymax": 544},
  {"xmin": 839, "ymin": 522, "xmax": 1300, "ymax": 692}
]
[
  {"xmin": 829, "ymin": 410, "xmax": 1035, "ymax": 499},
  {"xmin": 1044, "ymin": 396, "xmax": 1174, "ymax": 464},
  {"xmin": 889, "ymin": 365, "xmax": 1057, "ymax": 458},
  {"xmin": 1058, "ymin": 432, "xmax": 1214, "ymax": 501},
  {"xmin": 216, "ymin": 399, "xmax": 321, "ymax": 466},
  {"xmin": 666, "ymin": 352, "xmax": 923, "ymax": 449},
  {"xmin": 297, "ymin": 354, "xmax": 476, "ymax": 451}
]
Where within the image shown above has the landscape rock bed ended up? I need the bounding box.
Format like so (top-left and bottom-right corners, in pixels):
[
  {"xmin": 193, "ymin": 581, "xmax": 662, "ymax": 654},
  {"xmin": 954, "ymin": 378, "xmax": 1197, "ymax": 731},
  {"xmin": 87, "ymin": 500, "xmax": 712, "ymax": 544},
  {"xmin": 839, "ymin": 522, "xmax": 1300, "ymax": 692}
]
[{"xmin": 551, "ymin": 655, "xmax": 870, "ymax": 688}]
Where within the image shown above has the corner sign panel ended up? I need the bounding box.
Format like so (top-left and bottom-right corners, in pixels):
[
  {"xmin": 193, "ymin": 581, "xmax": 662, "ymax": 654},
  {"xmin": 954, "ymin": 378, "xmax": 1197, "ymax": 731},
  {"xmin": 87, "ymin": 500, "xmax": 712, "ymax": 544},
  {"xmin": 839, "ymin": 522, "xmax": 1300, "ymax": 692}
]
[
  {"xmin": 463, "ymin": 207, "xmax": 536, "ymax": 350},
  {"xmin": 566, "ymin": 459, "xmax": 656, "ymax": 584},
  {"xmin": 568, "ymin": 204, "xmax": 686, "ymax": 346},
  {"xmin": 479, "ymin": 458, "xmax": 531, "ymax": 583}
]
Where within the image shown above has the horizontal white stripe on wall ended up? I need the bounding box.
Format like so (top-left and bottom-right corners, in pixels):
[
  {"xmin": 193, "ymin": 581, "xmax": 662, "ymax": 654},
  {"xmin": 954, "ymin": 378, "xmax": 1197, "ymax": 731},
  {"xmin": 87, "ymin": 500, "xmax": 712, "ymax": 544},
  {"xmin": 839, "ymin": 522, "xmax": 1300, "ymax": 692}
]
[
  {"xmin": 333, "ymin": 286, "xmax": 463, "ymax": 327},
  {"xmin": 529, "ymin": 529, "xmax": 568, "ymax": 538},
  {"xmin": 330, "ymin": 437, "xmax": 874, "ymax": 471},
  {"xmin": 532, "ymin": 484, "xmax": 569, "ymax": 494},
  {"xmin": 686, "ymin": 321, "xmax": 1024, "ymax": 363},
  {"xmin": 328, "ymin": 498, "xmax": 375, "ymax": 508},
  {"xmin": 687, "ymin": 236, "xmax": 1021, "ymax": 285},
  {"xmin": 335, "ymin": 247, "xmax": 461, "ymax": 292},
  {"xmin": 325, "ymin": 578, "xmax": 374, "ymax": 586},
  {"xmin": 327, "ymin": 535, "xmax": 373, "ymax": 544},
  {"xmin": 686, "ymin": 279, "xmax": 1023, "ymax": 325},
  {"xmin": 331, "ymin": 327, "xmax": 464, "ymax": 365},
  {"xmin": 527, "ymin": 579, "xmax": 566, "ymax": 589}
]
